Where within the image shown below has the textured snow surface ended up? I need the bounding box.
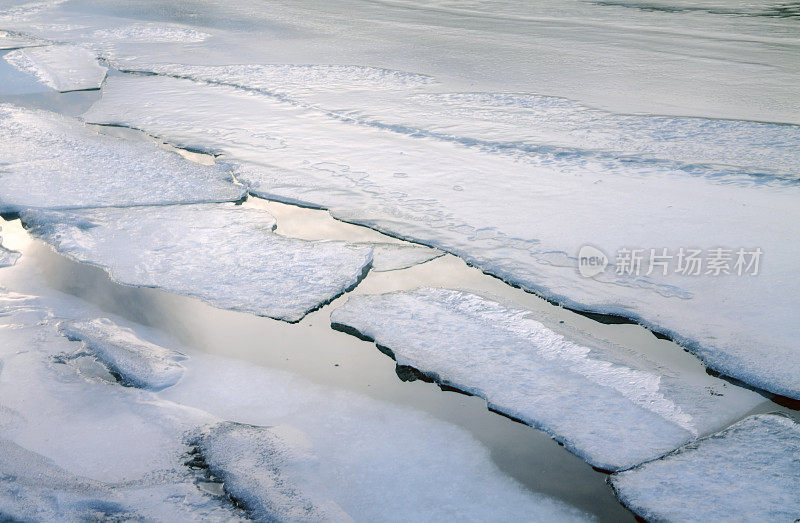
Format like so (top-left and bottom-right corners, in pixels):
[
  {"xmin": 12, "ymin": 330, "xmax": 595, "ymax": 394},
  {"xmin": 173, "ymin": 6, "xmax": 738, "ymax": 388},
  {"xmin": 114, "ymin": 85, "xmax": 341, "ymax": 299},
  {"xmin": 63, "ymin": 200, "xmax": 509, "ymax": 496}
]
[
  {"xmin": 0, "ymin": 228, "xmax": 20, "ymax": 268},
  {"xmin": 0, "ymin": 104, "xmax": 245, "ymax": 212},
  {"xmin": 92, "ymin": 23, "xmax": 210, "ymax": 43},
  {"xmin": 610, "ymin": 414, "xmax": 800, "ymax": 521},
  {"xmin": 195, "ymin": 422, "xmax": 351, "ymax": 521},
  {"xmin": 331, "ymin": 288, "xmax": 763, "ymax": 470},
  {"xmin": 0, "ymin": 290, "xmax": 589, "ymax": 521},
  {"xmin": 85, "ymin": 74, "xmax": 800, "ymax": 399},
  {"xmin": 21, "ymin": 204, "xmax": 373, "ymax": 322},
  {"xmin": 3, "ymin": 44, "xmax": 106, "ymax": 91},
  {"xmin": 366, "ymin": 242, "xmax": 444, "ymax": 272},
  {"xmin": 0, "ymin": 29, "xmax": 47, "ymax": 49},
  {"xmin": 59, "ymin": 318, "xmax": 186, "ymax": 390}
]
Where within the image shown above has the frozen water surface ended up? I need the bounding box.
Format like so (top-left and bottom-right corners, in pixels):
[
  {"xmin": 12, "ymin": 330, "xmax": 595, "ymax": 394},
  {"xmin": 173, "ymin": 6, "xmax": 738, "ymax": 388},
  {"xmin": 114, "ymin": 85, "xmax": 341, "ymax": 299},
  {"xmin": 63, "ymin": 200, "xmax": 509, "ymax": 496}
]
[
  {"xmin": 85, "ymin": 74, "xmax": 800, "ymax": 399},
  {"xmin": 59, "ymin": 318, "xmax": 186, "ymax": 390},
  {"xmin": 0, "ymin": 104, "xmax": 245, "ymax": 212},
  {"xmin": 20, "ymin": 204, "xmax": 374, "ymax": 322},
  {"xmin": 4, "ymin": 44, "xmax": 106, "ymax": 92},
  {"xmin": 0, "ymin": 29, "xmax": 47, "ymax": 49},
  {"xmin": 610, "ymin": 413, "xmax": 800, "ymax": 521},
  {"xmin": 0, "ymin": 289, "xmax": 590, "ymax": 521},
  {"xmin": 331, "ymin": 288, "xmax": 763, "ymax": 470}
]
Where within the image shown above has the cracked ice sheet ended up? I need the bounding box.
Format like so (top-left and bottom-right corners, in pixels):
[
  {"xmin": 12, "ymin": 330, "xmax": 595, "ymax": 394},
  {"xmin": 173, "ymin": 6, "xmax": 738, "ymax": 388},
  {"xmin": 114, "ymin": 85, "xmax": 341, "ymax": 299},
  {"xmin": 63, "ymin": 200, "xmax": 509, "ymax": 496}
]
[
  {"xmin": 3, "ymin": 44, "xmax": 106, "ymax": 91},
  {"xmin": 0, "ymin": 104, "xmax": 245, "ymax": 212},
  {"xmin": 20, "ymin": 204, "xmax": 373, "ymax": 322},
  {"xmin": 84, "ymin": 74, "xmax": 800, "ymax": 399},
  {"xmin": 330, "ymin": 288, "xmax": 764, "ymax": 471},
  {"xmin": 0, "ymin": 292, "xmax": 589, "ymax": 521},
  {"xmin": 610, "ymin": 414, "xmax": 800, "ymax": 521}
]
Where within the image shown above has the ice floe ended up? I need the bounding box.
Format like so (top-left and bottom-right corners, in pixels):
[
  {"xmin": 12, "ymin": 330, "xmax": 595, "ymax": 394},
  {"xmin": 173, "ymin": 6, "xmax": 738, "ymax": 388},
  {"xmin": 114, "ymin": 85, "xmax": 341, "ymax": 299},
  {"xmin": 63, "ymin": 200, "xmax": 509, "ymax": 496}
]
[
  {"xmin": 0, "ymin": 104, "xmax": 245, "ymax": 212},
  {"xmin": 330, "ymin": 288, "xmax": 764, "ymax": 470},
  {"xmin": 84, "ymin": 73, "xmax": 800, "ymax": 399},
  {"xmin": 610, "ymin": 413, "xmax": 800, "ymax": 521},
  {"xmin": 365, "ymin": 242, "xmax": 443, "ymax": 272},
  {"xmin": 0, "ymin": 29, "xmax": 47, "ymax": 49},
  {"xmin": 21, "ymin": 204, "xmax": 373, "ymax": 322},
  {"xmin": 0, "ymin": 288, "xmax": 589, "ymax": 521},
  {"xmin": 3, "ymin": 44, "xmax": 106, "ymax": 91},
  {"xmin": 59, "ymin": 318, "xmax": 186, "ymax": 390}
]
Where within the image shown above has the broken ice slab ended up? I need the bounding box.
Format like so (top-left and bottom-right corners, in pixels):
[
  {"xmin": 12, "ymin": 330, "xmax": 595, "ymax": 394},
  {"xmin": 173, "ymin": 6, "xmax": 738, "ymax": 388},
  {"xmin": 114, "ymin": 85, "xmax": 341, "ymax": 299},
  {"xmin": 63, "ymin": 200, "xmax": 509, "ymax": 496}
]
[
  {"xmin": 3, "ymin": 44, "xmax": 106, "ymax": 91},
  {"xmin": 83, "ymin": 74, "xmax": 800, "ymax": 400},
  {"xmin": 0, "ymin": 104, "xmax": 246, "ymax": 212},
  {"xmin": 330, "ymin": 288, "xmax": 764, "ymax": 471},
  {"xmin": 193, "ymin": 422, "xmax": 351, "ymax": 522},
  {"xmin": 610, "ymin": 413, "xmax": 800, "ymax": 521},
  {"xmin": 0, "ymin": 29, "xmax": 48, "ymax": 50},
  {"xmin": 365, "ymin": 242, "xmax": 444, "ymax": 272},
  {"xmin": 59, "ymin": 318, "xmax": 186, "ymax": 390},
  {"xmin": 21, "ymin": 204, "xmax": 373, "ymax": 322}
]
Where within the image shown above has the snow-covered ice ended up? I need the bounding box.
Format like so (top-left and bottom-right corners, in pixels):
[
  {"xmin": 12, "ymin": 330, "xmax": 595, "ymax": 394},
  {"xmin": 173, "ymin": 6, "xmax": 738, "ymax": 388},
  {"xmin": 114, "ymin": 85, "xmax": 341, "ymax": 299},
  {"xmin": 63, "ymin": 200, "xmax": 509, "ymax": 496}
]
[
  {"xmin": 84, "ymin": 73, "xmax": 800, "ymax": 399},
  {"xmin": 331, "ymin": 288, "xmax": 763, "ymax": 470},
  {"xmin": 365, "ymin": 242, "xmax": 443, "ymax": 272},
  {"xmin": 610, "ymin": 413, "xmax": 800, "ymax": 521},
  {"xmin": 0, "ymin": 288, "xmax": 589, "ymax": 521},
  {"xmin": 92, "ymin": 23, "xmax": 210, "ymax": 43},
  {"xmin": 0, "ymin": 104, "xmax": 246, "ymax": 212},
  {"xmin": 20, "ymin": 204, "xmax": 373, "ymax": 322},
  {"xmin": 194, "ymin": 422, "xmax": 351, "ymax": 521},
  {"xmin": 59, "ymin": 318, "xmax": 186, "ymax": 390},
  {"xmin": 0, "ymin": 227, "xmax": 21, "ymax": 268},
  {"xmin": 3, "ymin": 44, "xmax": 106, "ymax": 91}
]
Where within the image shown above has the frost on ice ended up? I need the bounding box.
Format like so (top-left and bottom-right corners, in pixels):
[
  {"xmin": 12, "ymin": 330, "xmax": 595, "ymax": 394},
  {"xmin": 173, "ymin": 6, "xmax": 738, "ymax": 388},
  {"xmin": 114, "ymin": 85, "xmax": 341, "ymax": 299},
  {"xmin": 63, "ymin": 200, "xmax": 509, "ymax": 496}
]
[
  {"xmin": 193, "ymin": 422, "xmax": 350, "ymax": 522},
  {"xmin": 21, "ymin": 204, "xmax": 373, "ymax": 322},
  {"xmin": 0, "ymin": 105, "xmax": 245, "ymax": 212},
  {"xmin": 59, "ymin": 318, "xmax": 186, "ymax": 391},
  {"xmin": 330, "ymin": 288, "xmax": 763, "ymax": 471},
  {"xmin": 610, "ymin": 414, "xmax": 800, "ymax": 521},
  {"xmin": 84, "ymin": 73, "xmax": 800, "ymax": 400},
  {"xmin": 0, "ymin": 289, "xmax": 589, "ymax": 521},
  {"xmin": 3, "ymin": 44, "xmax": 106, "ymax": 91}
]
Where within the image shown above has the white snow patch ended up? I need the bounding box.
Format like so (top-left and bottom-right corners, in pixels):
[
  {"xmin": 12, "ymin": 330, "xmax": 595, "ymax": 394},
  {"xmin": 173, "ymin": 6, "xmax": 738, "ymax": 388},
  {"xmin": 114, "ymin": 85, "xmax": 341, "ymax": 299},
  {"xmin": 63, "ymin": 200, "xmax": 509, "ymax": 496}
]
[
  {"xmin": 59, "ymin": 318, "xmax": 186, "ymax": 390},
  {"xmin": 331, "ymin": 288, "xmax": 764, "ymax": 470},
  {"xmin": 20, "ymin": 204, "xmax": 373, "ymax": 322},
  {"xmin": 3, "ymin": 44, "xmax": 106, "ymax": 91},
  {"xmin": 610, "ymin": 414, "xmax": 800, "ymax": 521},
  {"xmin": 0, "ymin": 104, "xmax": 245, "ymax": 212}
]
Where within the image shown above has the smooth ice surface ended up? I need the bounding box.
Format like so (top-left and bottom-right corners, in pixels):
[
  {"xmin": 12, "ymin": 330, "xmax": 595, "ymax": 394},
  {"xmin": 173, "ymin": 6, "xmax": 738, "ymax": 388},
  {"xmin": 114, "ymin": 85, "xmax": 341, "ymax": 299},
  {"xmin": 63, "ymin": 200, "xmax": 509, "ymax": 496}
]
[
  {"xmin": 59, "ymin": 318, "xmax": 186, "ymax": 390},
  {"xmin": 4, "ymin": 44, "xmax": 106, "ymax": 91},
  {"xmin": 0, "ymin": 104, "xmax": 245, "ymax": 212},
  {"xmin": 0, "ymin": 29, "xmax": 47, "ymax": 49},
  {"xmin": 85, "ymin": 73, "xmax": 800, "ymax": 399},
  {"xmin": 0, "ymin": 289, "xmax": 589, "ymax": 521},
  {"xmin": 21, "ymin": 204, "xmax": 373, "ymax": 322},
  {"xmin": 366, "ymin": 242, "xmax": 443, "ymax": 272},
  {"xmin": 610, "ymin": 414, "xmax": 800, "ymax": 521},
  {"xmin": 331, "ymin": 288, "xmax": 763, "ymax": 470},
  {"xmin": 195, "ymin": 422, "xmax": 350, "ymax": 521}
]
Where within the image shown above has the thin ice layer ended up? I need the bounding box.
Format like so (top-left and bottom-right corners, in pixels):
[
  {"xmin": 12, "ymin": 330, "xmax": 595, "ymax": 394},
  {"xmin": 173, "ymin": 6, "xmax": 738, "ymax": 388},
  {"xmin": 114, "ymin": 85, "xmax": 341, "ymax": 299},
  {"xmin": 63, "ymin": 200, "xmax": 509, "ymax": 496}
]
[
  {"xmin": 20, "ymin": 205, "xmax": 373, "ymax": 322},
  {"xmin": 0, "ymin": 104, "xmax": 245, "ymax": 212},
  {"xmin": 84, "ymin": 74, "xmax": 800, "ymax": 399},
  {"xmin": 195, "ymin": 423, "xmax": 350, "ymax": 522},
  {"xmin": 0, "ymin": 289, "xmax": 588, "ymax": 521},
  {"xmin": 4, "ymin": 44, "xmax": 106, "ymax": 91},
  {"xmin": 366, "ymin": 242, "xmax": 443, "ymax": 272},
  {"xmin": 610, "ymin": 414, "xmax": 800, "ymax": 521},
  {"xmin": 59, "ymin": 318, "xmax": 186, "ymax": 390},
  {"xmin": 330, "ymin": 288, "xmax": 763, "ymax": 470}
]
